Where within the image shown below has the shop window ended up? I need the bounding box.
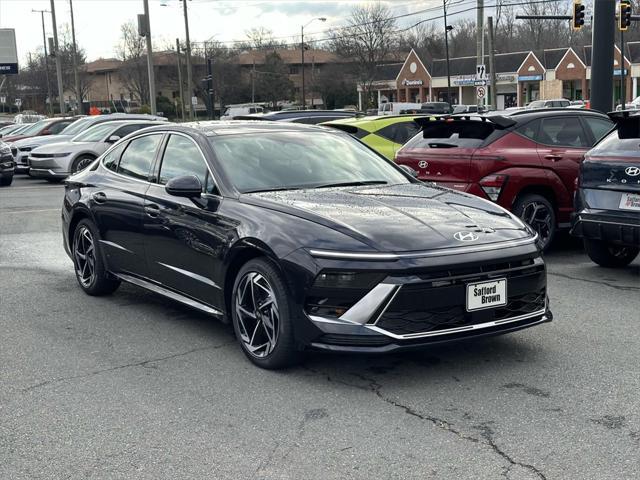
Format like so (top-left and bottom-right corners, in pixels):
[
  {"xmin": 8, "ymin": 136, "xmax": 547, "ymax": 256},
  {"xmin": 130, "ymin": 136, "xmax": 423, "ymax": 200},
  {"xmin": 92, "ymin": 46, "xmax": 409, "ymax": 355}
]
[{"xmin": 289, "ymin": 66, "xmax": 299, "ymax": 75}]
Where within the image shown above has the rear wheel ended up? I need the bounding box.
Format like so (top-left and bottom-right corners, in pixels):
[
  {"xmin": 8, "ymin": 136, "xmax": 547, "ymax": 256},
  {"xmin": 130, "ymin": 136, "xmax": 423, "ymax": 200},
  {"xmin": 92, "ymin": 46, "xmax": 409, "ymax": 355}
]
[
  {"xmin": 513, "ymin": 194, "xmax": 556, "ymax": 251},
  {"xmin": 72, "ymin": 155, "xmax": 95, "ymax": 173},
  {"xmin": 0, "ymin": 174, "xmax": 13, "ymax": 186},
  {"xmin": 584, "ymin": 239, "xmax": 639, "ymax": 268},
  {"xmin": 72, "ymin": 219, "xmax": 120, "ymax": 295},
  {"xmin": 231, "ymin": 258, "xmax": 301, "ymax": 369}
]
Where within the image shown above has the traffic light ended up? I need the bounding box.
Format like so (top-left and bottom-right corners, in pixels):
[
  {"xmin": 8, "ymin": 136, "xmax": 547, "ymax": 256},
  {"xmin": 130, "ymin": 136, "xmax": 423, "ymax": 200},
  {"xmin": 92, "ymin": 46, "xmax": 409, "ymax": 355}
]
[
  {"xmin": 572, "ymin": 0, "xmax": 585, "ymax": 31},
  {"xmin": 619, "ymin": 0, "xmax": 632, "ymax": 31}
]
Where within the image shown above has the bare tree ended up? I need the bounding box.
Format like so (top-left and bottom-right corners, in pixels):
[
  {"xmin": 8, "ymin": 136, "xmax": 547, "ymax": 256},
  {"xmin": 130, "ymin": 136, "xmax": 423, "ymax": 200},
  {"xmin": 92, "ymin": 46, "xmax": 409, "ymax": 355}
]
[
  {"xmin": 329, "ymin": 3, "xmax": 397, "ymax": 108},
  {"xmin": 239, "ymin": 27, "xmax": 287, "ymax": 50},
  {"xmin": 397, "ymin": 23, "xmax": 443, "ymax": 63},
  {"xmin": 115, "ymin": 21, "xmax": 149, "ymax": 105}
]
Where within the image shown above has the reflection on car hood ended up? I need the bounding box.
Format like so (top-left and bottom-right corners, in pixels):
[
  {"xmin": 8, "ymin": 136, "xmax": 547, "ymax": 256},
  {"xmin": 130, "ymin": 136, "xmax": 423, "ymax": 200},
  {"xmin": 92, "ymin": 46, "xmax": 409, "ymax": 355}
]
[
  {"xmin": 11, "ymin": 134, "xmax": 73, "ymax": 148},
  {"xmin": 245, "ymin": 183, "xmax": 531, "ymax": 252},
  {"xmin": 32, "ymin": 141, "xmax": 97, "ymax": 154}
]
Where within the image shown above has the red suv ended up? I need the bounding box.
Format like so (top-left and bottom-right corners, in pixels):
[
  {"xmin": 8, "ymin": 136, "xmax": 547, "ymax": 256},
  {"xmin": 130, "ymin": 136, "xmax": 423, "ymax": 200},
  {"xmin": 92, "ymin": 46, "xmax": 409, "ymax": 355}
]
[{"xmin": 395, "ymin": 109, "xmax": 613, "ymax": 249}]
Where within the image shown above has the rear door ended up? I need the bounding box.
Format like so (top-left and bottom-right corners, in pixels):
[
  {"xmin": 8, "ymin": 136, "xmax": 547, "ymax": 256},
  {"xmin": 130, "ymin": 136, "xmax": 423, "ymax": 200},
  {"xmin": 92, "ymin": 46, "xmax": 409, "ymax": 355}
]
[{"xmin": 396, "ymin": 119, "xmax": 499, "ymax": 187}]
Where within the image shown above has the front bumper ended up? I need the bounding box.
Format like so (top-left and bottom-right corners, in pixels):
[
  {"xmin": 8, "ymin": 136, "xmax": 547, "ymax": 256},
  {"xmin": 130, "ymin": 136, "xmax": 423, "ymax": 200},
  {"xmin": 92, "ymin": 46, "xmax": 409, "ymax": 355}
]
[
  {"xmin": 29, "ymin": 168, "xmax": 69, "ymax": 179},
  {"xmin": 0, "ymin": 155, "xmax": 14, "ymax": 177},
  {"xmin": 27, "ymin": 155, "xmax": 71, "ymax": 179}
]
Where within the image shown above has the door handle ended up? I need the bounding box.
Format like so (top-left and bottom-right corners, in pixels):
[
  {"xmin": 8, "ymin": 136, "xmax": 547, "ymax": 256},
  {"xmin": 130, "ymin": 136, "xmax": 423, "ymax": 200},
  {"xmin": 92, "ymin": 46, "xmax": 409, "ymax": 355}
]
[
  {"xmin": 144, "ymin": 204, "xmax": 160, "ymax": 217},
  {"xmin": 92, "ymin": 192, "xmax": 107, "ymax": 203},
  {"xmin": 544, "ymin": 154, "xmax": 562, "ymax": 161}
]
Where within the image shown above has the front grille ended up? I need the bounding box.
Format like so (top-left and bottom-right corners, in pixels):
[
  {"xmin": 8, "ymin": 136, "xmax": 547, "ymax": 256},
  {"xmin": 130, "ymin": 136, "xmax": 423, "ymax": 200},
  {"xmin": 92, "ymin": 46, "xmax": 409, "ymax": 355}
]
[
  {"xmin": 10, "ymin": 147, "xmax": 17, "ymax": 157},
  {"xmin": 317, "ymin": 334, "xmax": 391, "ymax": 347}
]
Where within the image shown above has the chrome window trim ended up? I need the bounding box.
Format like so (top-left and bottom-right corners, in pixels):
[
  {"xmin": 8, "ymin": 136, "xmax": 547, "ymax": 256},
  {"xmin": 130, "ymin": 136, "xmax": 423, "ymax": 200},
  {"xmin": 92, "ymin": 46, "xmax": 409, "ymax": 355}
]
[
  {"xmin": 100, "ymin": 131, "xmax": 166, "ymax": 185},
  {"xmin": 308, "ymin": 235, "xmax": 538, "ymax": 261}
]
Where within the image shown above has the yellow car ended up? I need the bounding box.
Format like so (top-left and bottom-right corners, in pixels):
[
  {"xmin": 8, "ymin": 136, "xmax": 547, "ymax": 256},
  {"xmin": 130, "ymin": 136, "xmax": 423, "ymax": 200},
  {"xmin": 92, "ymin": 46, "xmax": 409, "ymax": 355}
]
[{"xmin": 321, "ymin": 115, "xmax": 429, "ymax": 160}]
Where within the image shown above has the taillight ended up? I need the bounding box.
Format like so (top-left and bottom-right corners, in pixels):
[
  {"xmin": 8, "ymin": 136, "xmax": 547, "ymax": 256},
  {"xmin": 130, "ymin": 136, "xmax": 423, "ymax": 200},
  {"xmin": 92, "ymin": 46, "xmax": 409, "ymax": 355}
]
[{"xmin": 479, "ymin": 174, "xmax": 508, "ymax": 201}]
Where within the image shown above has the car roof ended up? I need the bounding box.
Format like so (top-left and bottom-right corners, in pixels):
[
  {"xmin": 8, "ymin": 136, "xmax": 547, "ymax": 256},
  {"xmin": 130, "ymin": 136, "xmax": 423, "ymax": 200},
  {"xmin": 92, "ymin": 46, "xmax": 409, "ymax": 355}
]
[
  {"xmin": 136, "ymin": 120, "xmax": 338, "ymax": 137},
  {"xmin": 321, "ymin": 114, "xmax": 432, "ymax": 127},
  {"xmin": 501, "ymin": 108, "xmax": 609, "ymax": 121}
]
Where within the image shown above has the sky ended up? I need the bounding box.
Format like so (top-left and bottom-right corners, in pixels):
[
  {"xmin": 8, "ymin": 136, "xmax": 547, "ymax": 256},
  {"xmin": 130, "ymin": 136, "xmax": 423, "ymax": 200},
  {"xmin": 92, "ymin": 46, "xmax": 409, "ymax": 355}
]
[{"xmin": 0, "ymin": 0, "xmax": 471, "ymax": 64}]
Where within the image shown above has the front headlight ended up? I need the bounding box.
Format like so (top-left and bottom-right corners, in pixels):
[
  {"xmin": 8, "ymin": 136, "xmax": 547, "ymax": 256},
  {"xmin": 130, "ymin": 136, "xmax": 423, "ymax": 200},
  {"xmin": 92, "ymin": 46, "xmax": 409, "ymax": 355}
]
[
  {"xmin": 0, "ymin": 144, "xmax": 9, "ymax": 155},
  {"xmin": 18, "ymin": 146, "xmax": 33, "ymax": 152},
  {"xmin": 50, "ymin": 152, "xmax": 71, "ymax": 158}
]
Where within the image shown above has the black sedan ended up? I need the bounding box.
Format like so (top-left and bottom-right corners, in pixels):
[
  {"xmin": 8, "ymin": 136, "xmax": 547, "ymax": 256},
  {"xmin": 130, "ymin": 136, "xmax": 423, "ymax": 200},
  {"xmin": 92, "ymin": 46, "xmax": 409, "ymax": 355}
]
[
  {"xmin": 62, "ymin": 121, "xmax": 552, "ymax": 369},
  {"xmin": 0, "ymin": 140, "xmax": 15, "ymax": 186}
]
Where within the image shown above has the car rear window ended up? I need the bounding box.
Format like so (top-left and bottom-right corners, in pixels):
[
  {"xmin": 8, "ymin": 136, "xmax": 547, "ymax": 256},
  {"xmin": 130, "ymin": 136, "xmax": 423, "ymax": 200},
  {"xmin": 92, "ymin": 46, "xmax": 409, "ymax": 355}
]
[
  {"xmin": 590, "ymin": 130, "xmax": 640, "ymax": 157},
  {"xmin": 404, "ymin": 121, "xmax": 497, "ymax": 149}
]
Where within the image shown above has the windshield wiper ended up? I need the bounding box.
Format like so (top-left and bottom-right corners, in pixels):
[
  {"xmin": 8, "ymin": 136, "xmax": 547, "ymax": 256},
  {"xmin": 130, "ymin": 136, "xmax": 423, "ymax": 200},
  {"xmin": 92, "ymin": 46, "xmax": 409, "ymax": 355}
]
[
  {"xmin": 314, "ymin": 180, "xmax": 388, "ymax": 189},
  {"xmin": 243, "ymin": 186, "xmax": 302, "ymax": 194}
]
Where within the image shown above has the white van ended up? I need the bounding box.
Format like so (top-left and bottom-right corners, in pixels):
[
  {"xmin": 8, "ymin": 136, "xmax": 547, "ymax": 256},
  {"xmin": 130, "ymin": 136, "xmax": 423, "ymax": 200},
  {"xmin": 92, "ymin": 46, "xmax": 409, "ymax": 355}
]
[
  {"xmin": 378, "ymin": 102, "xmax": 422, "ymax": 116},
  {"xmin": 221, "ymin": 104, "xmax": 266, "ymax": 120}
]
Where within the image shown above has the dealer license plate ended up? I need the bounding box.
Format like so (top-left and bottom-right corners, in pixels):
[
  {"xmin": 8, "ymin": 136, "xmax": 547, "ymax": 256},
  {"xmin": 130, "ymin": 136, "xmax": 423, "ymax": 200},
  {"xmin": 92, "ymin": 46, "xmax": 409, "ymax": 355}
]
[
  {"xmin": 619, "ymin": 192, "xmax": 640, "ymax": 211},
  {"xmin": 466, "ymin": 279, "xmax": 507, "ymax": 312}
]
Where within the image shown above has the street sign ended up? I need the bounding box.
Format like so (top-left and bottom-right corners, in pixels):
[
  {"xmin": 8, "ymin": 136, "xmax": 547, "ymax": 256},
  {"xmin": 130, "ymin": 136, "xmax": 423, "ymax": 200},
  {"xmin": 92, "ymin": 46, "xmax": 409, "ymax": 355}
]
[
  {"xmin": 473, "ymin": 79, "xmax": 487, "ymax": 87},
  {"xmin": 15, "ymin": 98, "xmax": 21, "ymax": 106},
  {"xmin": 476, "ymin": 64, "xmax": 487, "ymax": 81},
  {"xmin": 0, "ymin": 96, "xmax": 5, "ymax": 104},
  {"xmin": 476, "ymin": 86, "xmax": 486, "ymax": 99},
  {"xmin": 191, "ymin": 96, "xmax": 198, "ymax": 106},
  {"xmin": 0, "ymin": 29, "xmax": 19, "ymax": 75}
]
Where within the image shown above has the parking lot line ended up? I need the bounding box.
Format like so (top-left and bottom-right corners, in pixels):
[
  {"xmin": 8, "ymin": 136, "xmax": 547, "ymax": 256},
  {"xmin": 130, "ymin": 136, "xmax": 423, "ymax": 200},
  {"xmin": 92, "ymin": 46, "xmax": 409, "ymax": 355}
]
[{"xmin": 0, "ymin": 208, "xmax": 60, "ymax": 214}]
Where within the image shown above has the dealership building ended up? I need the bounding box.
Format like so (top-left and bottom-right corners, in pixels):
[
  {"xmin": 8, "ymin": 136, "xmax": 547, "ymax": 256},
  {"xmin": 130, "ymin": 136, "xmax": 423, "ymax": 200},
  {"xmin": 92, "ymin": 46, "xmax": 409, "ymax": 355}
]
[{"xmin": 361, "ymin": 45, "xmax": 635, "ymax": 110}]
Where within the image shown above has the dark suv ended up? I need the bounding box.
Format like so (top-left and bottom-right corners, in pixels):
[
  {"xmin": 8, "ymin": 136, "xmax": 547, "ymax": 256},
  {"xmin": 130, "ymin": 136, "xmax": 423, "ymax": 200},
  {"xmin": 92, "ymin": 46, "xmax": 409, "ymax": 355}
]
[
  {"xmin": 395, "ymin": 109, "xmax": 614, "ymax": 249},
  {"xmin": 571, "ymin": 112, "xmax": 640, "ymax": 267}
]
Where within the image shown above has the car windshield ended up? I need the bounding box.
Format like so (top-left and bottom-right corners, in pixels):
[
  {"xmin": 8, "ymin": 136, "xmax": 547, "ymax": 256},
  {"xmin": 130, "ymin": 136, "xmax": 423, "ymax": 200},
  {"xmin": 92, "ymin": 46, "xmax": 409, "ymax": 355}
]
[
  {"xmin": 528, "ymin": 101, "xmax": 545, "ymax": 108},
  {"xmin": 61, "ymin": 117, "xmax": 98, "ymax": 136},
  {"xmin": 19, "ymin": 119, "xmax": 50, "ymax": 135},
  {"xmin": 209, "ymin": 131, "xmax": 410, "ymax": 193},
  {"xmin": 72, "ymin": 123, "xmax": 118, "ymax": 143}
]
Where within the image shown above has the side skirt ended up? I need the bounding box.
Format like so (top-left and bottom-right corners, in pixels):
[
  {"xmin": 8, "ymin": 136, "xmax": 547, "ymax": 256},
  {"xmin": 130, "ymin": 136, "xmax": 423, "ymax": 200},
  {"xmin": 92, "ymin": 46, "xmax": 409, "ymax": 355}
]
[{"xmin": 112, "ymin": 272, "xmax": 225, "ymax": 318}]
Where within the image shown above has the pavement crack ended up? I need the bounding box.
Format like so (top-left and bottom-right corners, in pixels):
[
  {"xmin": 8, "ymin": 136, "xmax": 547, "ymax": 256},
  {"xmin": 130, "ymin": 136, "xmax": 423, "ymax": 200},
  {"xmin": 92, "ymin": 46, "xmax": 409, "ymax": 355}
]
[
  {"xmin": 21, "ymin": 341, "xmax": 235, "ymax": 393},
  {"xmin": 548, "ymin": 271, "xmax": 640, "ymax": 292}
]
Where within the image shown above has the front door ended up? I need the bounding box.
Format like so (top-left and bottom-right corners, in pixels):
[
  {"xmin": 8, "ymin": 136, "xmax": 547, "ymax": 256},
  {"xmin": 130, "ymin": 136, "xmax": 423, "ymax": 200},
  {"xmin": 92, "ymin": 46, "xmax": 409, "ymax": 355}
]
[{"xmin": 143, "ymin": 133, "xmax": 227, "ymax": 309}]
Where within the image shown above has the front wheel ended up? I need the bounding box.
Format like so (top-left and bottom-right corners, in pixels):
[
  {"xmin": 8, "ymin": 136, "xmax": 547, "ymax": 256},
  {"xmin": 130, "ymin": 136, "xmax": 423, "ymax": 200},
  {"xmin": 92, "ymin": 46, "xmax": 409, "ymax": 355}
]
[
  {"xmin": 231, "ymin": 258, "xmax": 301, "ymax": 369},
  {"xmin": 513, "ymin": 194, "xmax": 556, "ymax": 251},
  {"xmin": 72, "ymin": 155, "xmax": 95, "ymax": 173},
  {"xmin": 584, "ymin": 239, "xmax": 639, "ymax": 268},
  {"xmin": 72, "ymin": 219, "xmax": 120, "ymax": 295},
  {"xmin": 0, "ymin": 175, "xmax": 13, "ymax": 186}
]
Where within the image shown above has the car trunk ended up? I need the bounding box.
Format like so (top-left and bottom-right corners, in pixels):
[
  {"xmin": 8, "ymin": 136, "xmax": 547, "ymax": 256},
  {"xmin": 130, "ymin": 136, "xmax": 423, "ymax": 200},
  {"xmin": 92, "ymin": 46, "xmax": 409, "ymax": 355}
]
[{"xmin": 395, "ymin": 118, "xmax": 509, "ymax": 191}]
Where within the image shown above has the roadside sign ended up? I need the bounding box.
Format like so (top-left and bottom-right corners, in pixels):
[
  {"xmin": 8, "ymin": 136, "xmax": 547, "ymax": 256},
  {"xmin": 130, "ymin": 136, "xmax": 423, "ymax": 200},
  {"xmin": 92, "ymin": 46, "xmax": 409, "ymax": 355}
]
[
  {"xmin": 476, "ymin": 86, "xmax": 486, "ymax": 99},
  {"xmin": 15, "ymin": 98, "xmax": 21, "ymax": 106},
  {"xmin": 0, "ymin": 29, "xmax": 19, "ymax": 75},
  {"xmin": 0, "ymin": 96, "xmax": 5, "ymax": 104},
  {"xmin": 476, "ymin": 64, "xmax": 487, "ymax": 81},
  {"xmin": 191, "ymin": 96, "xmax": 198, "ymax": 106},
  {"xmin": 473, "ymin": 79, "xmax": 487, "ymax": 87}
]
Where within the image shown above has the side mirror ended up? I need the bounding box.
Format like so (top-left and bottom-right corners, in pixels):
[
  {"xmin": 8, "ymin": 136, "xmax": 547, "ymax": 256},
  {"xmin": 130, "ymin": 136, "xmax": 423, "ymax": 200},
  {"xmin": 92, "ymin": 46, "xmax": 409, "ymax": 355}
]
[
  {"xmin": 165, "ymin": 175, "xmax": 202, "ymax": 198},
  {"xmin": 398, "ymin": 164, "xmax": 418, "ymax": 178},
  {"xmin": 106, "ymin": 135, "xmax": 120, "ymax": 144}
]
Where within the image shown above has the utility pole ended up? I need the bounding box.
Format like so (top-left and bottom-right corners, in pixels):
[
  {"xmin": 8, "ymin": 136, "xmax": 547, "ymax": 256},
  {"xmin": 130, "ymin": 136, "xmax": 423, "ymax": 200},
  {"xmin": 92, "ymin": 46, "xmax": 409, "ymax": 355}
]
[
  {"xmin": 301, "ymin": 25, "xmax": 305, "ymax": 109},
  {"xmin": 176, "ymin": 38, "xmax": 185, "ymax": 121},
  {"xmin": 251, "ymin": 59, "xmax": 255, "ymax": 104},
  {"xmin": 443, "ymin": 0, "xmax": 452, "ymax": 106},
  {"xmin": 50, "ymin": 0, "xmax": 65, "ymax": 114},
  {"xmin": 487, "ymin": 15, "xmax": 497, "ymax": 111},
  {"xmin": 182, "ymin": 0, "xmax": 194, "ymax": 119},
  {"xmin": 476, "ymin": 0, "xmax": 484, "ymax": 109},
  {"xmin": 591, "ymin": 0, "xmax": 616, "ymax": 113},
  {"xmin": 142, "ymin": 0, "xmax": 157, "ymax": 114},
  {"xmin": 33, "ymin": 9, "xmax": 53, "ymax": 116},
  {"xmin": 69, "ymin": 0, "xmax": 82, "ymax": 114},
  {"xmin": 621, "ymin": 28, "xmax": 625, "ymax": 107}
]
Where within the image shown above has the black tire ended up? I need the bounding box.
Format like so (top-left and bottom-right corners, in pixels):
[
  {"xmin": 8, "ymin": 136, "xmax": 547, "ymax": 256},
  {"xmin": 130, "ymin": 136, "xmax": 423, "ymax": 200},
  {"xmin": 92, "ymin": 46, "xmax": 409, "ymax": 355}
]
[
  {"xmin": 231, "ymin": 257, "xmax": 301, "ymax": 369},
  {"xmin": 0, "ymin": 175, "xmax": 12, "ymax": 186},
  {"xmin": 72, "ymin": 219, "xmax": 120, "ymax": 296},
  {"xmin": 583, "ymin": 239, "xmax": 639, "ymax": 268},
  {"xmin": 513, "ymin": 193, "xmax": 556, "ymax": 251},
  {"xmin": 71, "ymin": 155, "xmax": 95, "ymax": 173}
]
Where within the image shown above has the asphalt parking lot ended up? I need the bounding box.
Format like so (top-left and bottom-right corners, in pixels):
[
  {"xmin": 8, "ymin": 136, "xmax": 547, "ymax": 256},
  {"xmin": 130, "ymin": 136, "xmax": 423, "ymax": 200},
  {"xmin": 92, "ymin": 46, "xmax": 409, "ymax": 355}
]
[{"xmin": 1, "ymin": 175, "xmax": 639, "ymax": 480}]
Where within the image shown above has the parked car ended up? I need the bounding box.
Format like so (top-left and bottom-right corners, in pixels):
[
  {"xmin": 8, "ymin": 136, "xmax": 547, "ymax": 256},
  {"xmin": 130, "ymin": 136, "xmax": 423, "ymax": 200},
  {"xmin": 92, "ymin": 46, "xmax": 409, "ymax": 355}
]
[
  {"xmin": 526, "ymin": 99, "xmax": 570, "ymax": 109},
  {"xmin": 321, "ymin": 115, "xmax": 425, "ymax": 160},
  {"xmin": 29, "ymin": 119, "xmax": 167, "ymax": 181},
  {"xmin": 395, "ymin": 109, "xmax": 614, "ymax": 250},
  {"xmin": 0, "ymin": 121, "xmax": 13, "ymax": 129},
  {"xmin": 234, "ymin": 109, "xmax": 357, "ymax": 124},
  {"xmin": 14, "ymin": 112, "xmax": 46, "ymax": 124},
  {"xmin": 221, "ymin": 103, "xmax": 266, "ymax": 120},
  {"xmin": 571, "ymin": 112, "xmax": 640, "ymax": 267},
  {"xmin": 61, "ymin": 121, "xmax": 551, "ymax": 369},
  {"xmin": 378, "ymin": 102, "xmax": 422, "ymax": 116},
  {"xmin": 0, "ymin": 140, "xmax": 15, "ymax": 186},
  {"xmin": 1, "ymin": 116, "xmax": 79, "ymax": 143},
  {"xmin": 0, "ymin": 123, "xmax": 32, "ymax": 138},
  {"xmin": 10, "ymin": 113, "xmax": 166, "ymax": 174},
  {"xmin": 418, "ymin": 102, "xmax": 452, "ymax": 114}
]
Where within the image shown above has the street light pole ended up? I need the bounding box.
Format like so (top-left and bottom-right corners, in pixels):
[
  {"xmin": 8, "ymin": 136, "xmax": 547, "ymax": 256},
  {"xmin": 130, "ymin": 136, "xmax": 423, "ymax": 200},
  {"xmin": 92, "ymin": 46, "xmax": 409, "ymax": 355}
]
[
  {"xmin": 176, "ymin": 38, "xmax": 185, "ymax": 121},
  {"xmin": 50, "ymin": 0, "xmax": 65, "ymax": 114},
  {"xmin": 33, "ymin": 9, "xmax": 53, "ymax": 116},
  {"xmin": 69, "ymin": 0, "xmax": 82, "ymax": 114},
  {"xmin": 182, "ymin": 0, "xmax": 194, "ymax": 119},
  {"xmin": 142, "ymin": 0, "xmax": 157, "ymax": 114},
  {"xmin": 443, "ymin": 0, "xmax": 452, "ymax": 106},
  {"xmin": 301, "ymin": 17, "xmax": 326, "ymax": 110}
]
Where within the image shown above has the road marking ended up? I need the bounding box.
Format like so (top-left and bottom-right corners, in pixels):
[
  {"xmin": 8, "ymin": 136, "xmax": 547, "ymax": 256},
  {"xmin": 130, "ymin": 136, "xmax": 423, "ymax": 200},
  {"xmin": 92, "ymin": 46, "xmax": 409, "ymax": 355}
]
[{"xmin": 0, "ymin": 208, "xmax": 59, "ymax": 214}]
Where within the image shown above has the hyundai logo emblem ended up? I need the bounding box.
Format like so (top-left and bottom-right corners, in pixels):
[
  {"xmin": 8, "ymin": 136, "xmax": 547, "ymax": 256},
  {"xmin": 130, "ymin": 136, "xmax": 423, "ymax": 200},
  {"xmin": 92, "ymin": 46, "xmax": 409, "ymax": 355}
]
[
  {"xmin": 625, "ymin": 166, "xmax": 640, "ymax": 177},
  {"xmin": 454, "ymin": 231, "xmax": 479, "ymax": 242},
  {"xmin": 418, "ymin": 160, "xmax": 428, "ymax": 169}
]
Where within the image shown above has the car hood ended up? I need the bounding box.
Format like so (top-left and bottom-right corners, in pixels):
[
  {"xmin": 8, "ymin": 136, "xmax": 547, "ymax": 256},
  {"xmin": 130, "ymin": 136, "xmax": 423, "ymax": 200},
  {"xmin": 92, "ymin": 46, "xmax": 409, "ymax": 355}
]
[
  {"xmin": 11, "ymin": 134, "xmax": 73, "ymax": 148},
  {"xmin": 243, "ymin": 183, "xmax": 532, "ymax": 252},
  {"xmin": 32, "ymin": 141, "xmax": 96, "ymax": 154}
]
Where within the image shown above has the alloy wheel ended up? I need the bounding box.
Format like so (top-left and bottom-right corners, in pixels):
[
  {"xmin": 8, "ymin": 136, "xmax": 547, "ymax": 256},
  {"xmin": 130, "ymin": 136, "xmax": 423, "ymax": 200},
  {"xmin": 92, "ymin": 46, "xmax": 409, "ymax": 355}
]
[
  {"xmin": 235, "ymin": 272, "xmax": 279, "ymax": 358},
  {"xmin": 75, "ymin": 157, "xmax": 93, "ymax": 172},
  {"xmin": 73, "ymin": 226, "xmax": 96, "ymax": 287},
  {"xmin": 521, "ymin": 201, "xmax": 553, "ymax": 248}
]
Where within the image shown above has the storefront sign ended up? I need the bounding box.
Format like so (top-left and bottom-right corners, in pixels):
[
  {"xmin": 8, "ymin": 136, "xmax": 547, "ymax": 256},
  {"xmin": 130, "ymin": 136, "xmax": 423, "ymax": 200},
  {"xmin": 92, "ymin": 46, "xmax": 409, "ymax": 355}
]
[
  {"xmin": 0, "ymin": 29, "xmax": 19, "ymax": 75},
  {"xmin": 613, "ymin": 69, "xmax": 628, "ymax": 76},
  {"xmin": 518, "ymin": 74, "xmax": 543, "ymax": 81},
  {"xmin": 401, "ymin": 79, "xmax": 423, "ymax": 86},
  {"xmin": 496, "ymin": 74, "xmax": 516, "ymax": 83}
]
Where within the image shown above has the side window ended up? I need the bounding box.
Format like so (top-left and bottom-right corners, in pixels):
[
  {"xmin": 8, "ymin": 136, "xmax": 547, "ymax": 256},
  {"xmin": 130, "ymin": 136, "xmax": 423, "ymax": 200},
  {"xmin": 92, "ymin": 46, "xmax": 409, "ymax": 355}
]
[
  {"xmin": 158, "ymin": 134, "xmax": 216, "ymax": 194},
  {"xmin": 102, "ymin": 143, "xmax": 126, "ymax": 172},
  {"xmin": 517, "ymin": 119, "xmax": 540, "ymax": 140},
  {"xmin": 48, "ymin": 121, "xmax": 70, "ymax": 134},
  {"xmin": 583, "ymin": 117, "xmax": 614, "ymax": 143},
  {"xmin": 117, "ymin": 134, "xmax": 162, "ymax": 180},
  {"xmin": 538, "ymin": 117, "xmax": 589, "ymax": 147},
  {"xmin": 377, "ymin": 122, "xmax": 420, "ymax": 144},
  {"xmin": 112, "ymin": 123, "xmax": 154, "ymax": 140}
]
